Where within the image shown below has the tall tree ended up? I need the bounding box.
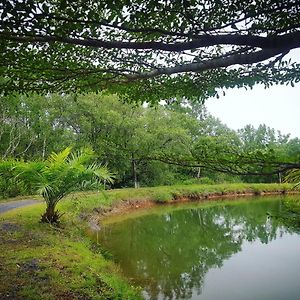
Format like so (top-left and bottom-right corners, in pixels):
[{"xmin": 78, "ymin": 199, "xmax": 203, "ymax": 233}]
[{"xmin": 1, "ymin": 1, "xmax": 300, "ymax": 102}]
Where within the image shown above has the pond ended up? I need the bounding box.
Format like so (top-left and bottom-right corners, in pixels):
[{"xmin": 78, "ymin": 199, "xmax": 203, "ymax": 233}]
[{"xmin": 94, "ymin": 196, "xmax": 300, "ymax": 300}]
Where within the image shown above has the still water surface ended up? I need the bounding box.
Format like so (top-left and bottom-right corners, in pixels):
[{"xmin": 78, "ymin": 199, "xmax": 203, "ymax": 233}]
[{"xmin": 96, "ymin": 197, "xmax": 300, "ymax": 300}]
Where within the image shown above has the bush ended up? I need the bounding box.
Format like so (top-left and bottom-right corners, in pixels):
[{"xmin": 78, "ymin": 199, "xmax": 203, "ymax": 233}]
[
  {"xmin": 152, "ymin": 190, "xmax": 172, "ymax": 202},
  {"xmin": 0, "ymin": 159, "xmax": 32, "ymax": 199},
  {"xmin": 182, "ymin": 177, "xmax": 215, "ymax": 185}
]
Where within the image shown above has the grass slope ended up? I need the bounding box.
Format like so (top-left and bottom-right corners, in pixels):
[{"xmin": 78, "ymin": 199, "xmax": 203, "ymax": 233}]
[{"xmin": 0, "ymin": 204, "xmax": 141, "ymax": 300}]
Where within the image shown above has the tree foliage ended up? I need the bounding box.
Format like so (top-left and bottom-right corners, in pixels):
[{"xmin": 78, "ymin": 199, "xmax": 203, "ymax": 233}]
[
  {"xmin": 1, "ymin": 0, "xmax": 300, "ymax": 102},
  {"xmin": 0, "ymin": 93, "xmax": 76, "ymax": 159},
  {"xmin": 188, "ymin": 128, "xmax": 300, "ymax": 179},
  {"xmin": 1, "ymin": 92, "xmax": 300, "ymax": 195}
]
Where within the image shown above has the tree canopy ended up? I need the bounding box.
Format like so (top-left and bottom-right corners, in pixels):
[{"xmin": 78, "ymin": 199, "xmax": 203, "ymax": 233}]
[{"xmin": 1, "ymin": 0, "xmax": 300, "ymax": 102}]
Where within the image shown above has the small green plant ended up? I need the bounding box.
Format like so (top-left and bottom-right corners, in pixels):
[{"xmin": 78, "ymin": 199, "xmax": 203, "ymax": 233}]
[
  {"xmin": 14, "ymin": 147, "xmax": 114, "ymax": 224},
  {"xmin": 152, "ymin": 190, "xmax": 172, "ymax": 203}
]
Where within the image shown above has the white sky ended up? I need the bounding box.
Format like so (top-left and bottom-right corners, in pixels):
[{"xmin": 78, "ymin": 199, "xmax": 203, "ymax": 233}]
[{"xmin": 206, "ymin": 49, "xmax": 300, "ymax": 139}]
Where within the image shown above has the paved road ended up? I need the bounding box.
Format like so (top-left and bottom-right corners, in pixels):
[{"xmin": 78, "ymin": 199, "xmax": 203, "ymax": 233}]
[{"xmin": 0, "ymin": 200, "xmax": 41, "ymax": 214}]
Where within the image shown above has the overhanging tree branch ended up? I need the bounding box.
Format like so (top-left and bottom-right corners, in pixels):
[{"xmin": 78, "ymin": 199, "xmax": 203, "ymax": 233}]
[
  {"xmin": 144, "ymin": 156, "xmax": 300, "ymax": 177},
  {"xmin": 1, "ymin": 31, "xmax": 300, "ymax": 52}
]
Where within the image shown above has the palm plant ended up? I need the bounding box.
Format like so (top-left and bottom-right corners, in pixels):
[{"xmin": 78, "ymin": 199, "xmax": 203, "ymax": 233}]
[
  {"xmin": 284, "ymin": 168, "xmax": 300, "ymax": 188},
  {"xmin": 15, "ymin": 147, "xmax": 114, "ymax": 223}
]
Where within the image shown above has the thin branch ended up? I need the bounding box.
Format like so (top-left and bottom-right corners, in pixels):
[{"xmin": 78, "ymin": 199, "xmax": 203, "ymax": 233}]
[{"xmin": 16, "ymin": 137, "xmax": 35, "ymax": 157}]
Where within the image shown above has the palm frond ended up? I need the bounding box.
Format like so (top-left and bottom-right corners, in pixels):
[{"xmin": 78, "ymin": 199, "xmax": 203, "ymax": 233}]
[
  {"xmin": 13, "ymin": 161, "xmax": 46, "ymax": 187},
  {"xmin": 37, "ymin": 183, "xmax": 55, "ymax": 203},
  {"xmin": 93, "ymin": 166, "xmax": 115, "ymax": 184},
  {"xmin": 69, "ymin": 147, "xmax": 94, "ymax": 167},
  {"xmin": 0, "ymin": 159, "xmax": 16, "ymax": 174},
  {"xmin": 47, "ymin": 147, "xmax": 72, "ymax": 164},
  {"xmin": 284, "ymin": 169, "xmax": 300, "ymax": 188}
]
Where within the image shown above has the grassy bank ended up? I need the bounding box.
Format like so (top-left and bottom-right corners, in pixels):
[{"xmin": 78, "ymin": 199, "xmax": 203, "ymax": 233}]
[
  {"xmin": 0, "ymin": 183, "xmax": 299, "ymax": 299},
  {"xmin": 58, "ymin": 182, "xmax": 297, "ymax": 215},
  {"xmin": 0, "ymin": 203, "xmax": 142, "ymax": 300}
]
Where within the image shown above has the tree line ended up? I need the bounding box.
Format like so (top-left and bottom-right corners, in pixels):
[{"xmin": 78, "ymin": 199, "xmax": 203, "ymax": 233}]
[{"xmin": 1, "ymin": 92, "xmax": 300, "ymax": 199}]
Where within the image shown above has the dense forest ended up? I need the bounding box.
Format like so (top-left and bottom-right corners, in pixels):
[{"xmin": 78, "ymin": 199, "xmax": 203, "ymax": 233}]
[{"xmin": 1, "ymin": 92, "xmax": 300, "ymax": 198}]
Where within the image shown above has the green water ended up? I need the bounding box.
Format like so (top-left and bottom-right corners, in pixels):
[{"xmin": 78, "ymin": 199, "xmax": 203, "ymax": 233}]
[{"xmin": 96, "ymin": 197, "xmax": 300, "ymax": 300}]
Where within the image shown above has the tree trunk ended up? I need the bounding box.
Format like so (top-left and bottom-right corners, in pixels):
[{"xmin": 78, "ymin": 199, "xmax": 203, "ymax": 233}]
[
  {"xmin": 278, "ymin": 172, "xmax": 282, "ymax": 184},
  {"xmin": 196, "ymin": 167, "xmax": 201, "ymax": 179},
  {"xmin": 132, "ymin": 154, "xmax": 138, "ymax": 188},
  {"xmin": 41, "ymin": 202, "xmax": 61, "ymax": 223},
  {"xmin": 42, "ymin": 136, "xmax": 46, "ymax": 159}
]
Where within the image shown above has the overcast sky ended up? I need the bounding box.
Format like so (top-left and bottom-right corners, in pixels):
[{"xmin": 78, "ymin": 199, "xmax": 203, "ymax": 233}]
[{"xmin": 206, "ymin": 49, "xmax": 300, "ymax": 139}]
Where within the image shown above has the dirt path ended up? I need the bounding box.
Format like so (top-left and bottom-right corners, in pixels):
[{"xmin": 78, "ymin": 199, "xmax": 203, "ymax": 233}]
[{"xmin": 0, "ymin": 200, "xmax": 41, "ymax": 214}]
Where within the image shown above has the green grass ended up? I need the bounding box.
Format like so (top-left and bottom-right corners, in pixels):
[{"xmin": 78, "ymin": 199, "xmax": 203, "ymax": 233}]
[
  {"xmin": 0, "ymin": 182, "xmax": 298, "ymax": 299},
  {"xmin": 0, "ymin": 203, "xmax": 142, "ymax": 299}
]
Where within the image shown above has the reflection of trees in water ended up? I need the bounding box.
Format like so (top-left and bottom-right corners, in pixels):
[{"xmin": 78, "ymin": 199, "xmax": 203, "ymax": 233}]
[
  {"xmin": 99, "ymin": 200, "xmax": 288, "ymax": 300},
  {"xmin": 272, "ymin": 197, "xmax": 300, "ymax": 234}
]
